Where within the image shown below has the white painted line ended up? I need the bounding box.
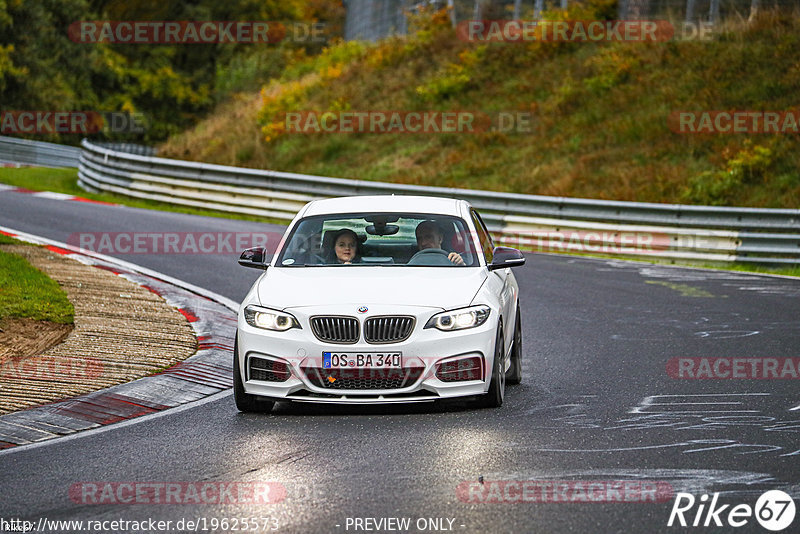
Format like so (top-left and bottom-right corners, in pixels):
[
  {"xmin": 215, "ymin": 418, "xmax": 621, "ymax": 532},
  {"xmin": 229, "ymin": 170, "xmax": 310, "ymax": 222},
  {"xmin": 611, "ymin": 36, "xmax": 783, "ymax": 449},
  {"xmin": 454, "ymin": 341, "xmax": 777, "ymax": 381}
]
[
  {"xmin": 648, "ymin": 401, "xmax": 756, "ymax": 406},
  {"xmin": 645, "ymin": 393, "xmax": 769, "ymax": 398},
  {"xmin": 31, "ymin": 191, "xmax": 75, "ymax": 200},
  {"xmin": 790, "ymin": 405, "xmax": 800, "ymax": 411}
]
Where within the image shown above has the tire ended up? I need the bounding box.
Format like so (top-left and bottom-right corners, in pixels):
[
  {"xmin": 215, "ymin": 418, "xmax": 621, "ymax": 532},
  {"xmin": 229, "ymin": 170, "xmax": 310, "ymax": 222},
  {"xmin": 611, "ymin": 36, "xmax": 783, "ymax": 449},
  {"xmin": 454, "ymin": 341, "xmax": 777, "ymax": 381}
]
[
  {"xmin": 233, "ymin": 334, "xmax": 275, "ymax": 413},
  {"xmin": 506, "ymin": 306, "xmax": 522, "ymax": 385},
  {"xmin": 478, "ymin": 327, "xmax": 505, "ymax": 408}
]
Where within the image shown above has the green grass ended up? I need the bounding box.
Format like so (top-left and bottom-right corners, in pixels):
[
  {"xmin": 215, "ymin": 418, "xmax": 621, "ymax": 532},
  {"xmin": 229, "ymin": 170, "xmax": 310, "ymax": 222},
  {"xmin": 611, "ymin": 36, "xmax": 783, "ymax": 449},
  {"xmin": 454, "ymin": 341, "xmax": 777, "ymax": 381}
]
[
  {"xmin": 0, "ymin": 167, "xmax": 288, "ymax": 225},
  {"xmin": 0, "ymin": 239, "xmax": 74, "ymax": 324},
  {"xmin": 0, "ymin": 167, "xmax": 81, "ymax": 193},
  {"xmin": 694, "ymin": 262, "xmax": 800, "ymax": 278}
]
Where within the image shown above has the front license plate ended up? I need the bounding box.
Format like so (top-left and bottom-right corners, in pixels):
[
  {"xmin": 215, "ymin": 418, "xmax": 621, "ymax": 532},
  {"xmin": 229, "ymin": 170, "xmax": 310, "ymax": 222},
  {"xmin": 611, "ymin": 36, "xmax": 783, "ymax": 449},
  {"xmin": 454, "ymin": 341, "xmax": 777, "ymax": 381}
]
[{"xmin": 322, "ymin": 352, "xmax": 402, "ymax": 369}]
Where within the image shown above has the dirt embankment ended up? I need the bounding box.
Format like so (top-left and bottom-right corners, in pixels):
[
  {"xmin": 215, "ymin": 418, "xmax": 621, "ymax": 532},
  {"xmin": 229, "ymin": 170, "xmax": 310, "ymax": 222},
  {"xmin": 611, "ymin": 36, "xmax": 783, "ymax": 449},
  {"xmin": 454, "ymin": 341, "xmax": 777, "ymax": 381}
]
[{"xmin": 0, "ymin": 244, "xmax": 197, "ymax": 414}]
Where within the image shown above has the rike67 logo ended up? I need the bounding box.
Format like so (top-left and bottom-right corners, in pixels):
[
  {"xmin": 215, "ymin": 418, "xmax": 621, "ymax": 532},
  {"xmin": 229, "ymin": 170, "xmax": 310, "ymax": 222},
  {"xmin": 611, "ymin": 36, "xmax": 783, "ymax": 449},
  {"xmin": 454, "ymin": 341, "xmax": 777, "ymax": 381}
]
[{"xmin": 668, "ymin": 490, "xmax": 796, "ymax": 531}]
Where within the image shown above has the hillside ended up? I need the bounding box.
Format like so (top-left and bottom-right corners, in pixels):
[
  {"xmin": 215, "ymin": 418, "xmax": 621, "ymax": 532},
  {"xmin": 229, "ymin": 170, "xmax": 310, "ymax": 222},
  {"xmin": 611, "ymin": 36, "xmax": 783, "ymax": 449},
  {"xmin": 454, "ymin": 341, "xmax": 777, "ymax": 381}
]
[{"xmin": 159, "ymin": 4, "xmax": 800, "ymax": 208}]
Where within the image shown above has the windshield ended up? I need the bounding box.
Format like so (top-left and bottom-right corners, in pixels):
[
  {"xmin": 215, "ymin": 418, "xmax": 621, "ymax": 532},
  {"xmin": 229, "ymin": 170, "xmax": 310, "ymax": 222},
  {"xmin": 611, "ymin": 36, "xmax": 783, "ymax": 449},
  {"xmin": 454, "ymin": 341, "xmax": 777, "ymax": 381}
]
[{"xmin": 276, "ymin": 212, "xmax": 478, "ymax": 267}]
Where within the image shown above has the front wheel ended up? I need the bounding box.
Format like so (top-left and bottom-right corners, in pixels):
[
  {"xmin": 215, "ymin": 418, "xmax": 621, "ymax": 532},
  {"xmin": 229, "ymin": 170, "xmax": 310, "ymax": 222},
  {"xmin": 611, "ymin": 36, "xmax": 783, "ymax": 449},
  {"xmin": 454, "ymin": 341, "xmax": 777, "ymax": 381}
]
[
  {"xmin": 477, "ymin": 327, "xmax": 505, "ymax": 408},
  {"xmin": 233, "ymin": 334, "xmax": 275, "ymax": 413},
  {"xmin": 506, "ymin": 306, "xmax": 522, "ymax": 385}
]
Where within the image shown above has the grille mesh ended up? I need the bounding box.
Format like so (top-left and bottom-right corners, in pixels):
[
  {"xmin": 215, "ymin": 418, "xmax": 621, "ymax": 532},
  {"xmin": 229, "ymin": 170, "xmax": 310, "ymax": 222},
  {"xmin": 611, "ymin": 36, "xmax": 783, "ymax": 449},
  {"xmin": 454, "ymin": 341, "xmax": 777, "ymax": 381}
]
[
  {"xmin": 303, "ymin": 366, "xmax": 424, "ymax": 390},
  {"xmin": 436, "ymin": 356, "xmax": 483, "ymax": 382},
  {"xmin": 364, "ymin": 316, "xmax": 414, "ymax": 343},
  {"xmin": 249, "ymin": 357, "xmax": 291, "ymax": 382},
  {"xmin": 310, "ymin": 316, "xmax": 359, "ymax": 343}
]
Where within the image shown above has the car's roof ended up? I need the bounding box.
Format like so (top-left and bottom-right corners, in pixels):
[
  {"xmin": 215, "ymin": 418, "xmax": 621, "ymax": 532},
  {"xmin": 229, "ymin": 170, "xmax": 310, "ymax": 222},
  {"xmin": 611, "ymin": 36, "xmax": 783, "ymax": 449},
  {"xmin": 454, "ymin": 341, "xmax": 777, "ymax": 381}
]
[{"xmin": 301, "ymin": 195, "xmax": 467, "ymax": 217}]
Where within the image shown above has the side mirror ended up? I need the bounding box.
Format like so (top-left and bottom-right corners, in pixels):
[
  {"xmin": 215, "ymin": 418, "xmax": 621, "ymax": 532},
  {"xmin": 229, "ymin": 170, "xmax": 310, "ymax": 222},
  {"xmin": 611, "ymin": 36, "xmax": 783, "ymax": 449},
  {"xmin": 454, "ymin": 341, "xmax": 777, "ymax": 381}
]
[
  {"xmin": 488, "ymin": 246, "xmax": 525, "ymax": 270},
  {"xmin": 238, "ymin": 247, "xmax": 268, "ymax": 270}
]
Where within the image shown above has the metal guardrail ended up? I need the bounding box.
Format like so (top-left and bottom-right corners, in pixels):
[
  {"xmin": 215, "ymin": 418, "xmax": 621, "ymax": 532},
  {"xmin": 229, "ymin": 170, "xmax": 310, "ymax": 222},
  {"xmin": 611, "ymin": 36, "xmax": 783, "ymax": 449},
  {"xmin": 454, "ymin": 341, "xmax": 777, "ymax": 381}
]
[
  {"xmin": 92, "ymin": 142, "xmax": 157, "ymax": 157},
  {"xmin": 343, "ymin": 0, "xmax": 800, "ymax": 42},
  {"xmin": 0, "ymin": 136, "xmax": 81, "ymax": 168},
  {"xmin": 71, "ymin": 139, "xmax": 795, "ymax": 265}
]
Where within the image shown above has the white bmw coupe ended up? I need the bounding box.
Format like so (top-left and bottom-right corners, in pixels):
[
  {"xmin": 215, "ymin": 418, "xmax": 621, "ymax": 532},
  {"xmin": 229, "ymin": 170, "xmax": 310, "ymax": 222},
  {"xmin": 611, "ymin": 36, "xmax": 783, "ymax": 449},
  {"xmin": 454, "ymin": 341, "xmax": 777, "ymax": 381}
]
[{"xmin": 234, "ymin": 195, "xmax": 525, "ymax": 412}]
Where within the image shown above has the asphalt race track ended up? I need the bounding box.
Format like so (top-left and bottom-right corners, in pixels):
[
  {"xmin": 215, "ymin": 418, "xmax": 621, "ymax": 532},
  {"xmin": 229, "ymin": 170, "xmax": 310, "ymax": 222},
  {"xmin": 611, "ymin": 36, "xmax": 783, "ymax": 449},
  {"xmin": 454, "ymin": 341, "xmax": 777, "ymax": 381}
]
[{"xmin": 1, "ymin": 190, "xmax": 799, "ymax": 534}]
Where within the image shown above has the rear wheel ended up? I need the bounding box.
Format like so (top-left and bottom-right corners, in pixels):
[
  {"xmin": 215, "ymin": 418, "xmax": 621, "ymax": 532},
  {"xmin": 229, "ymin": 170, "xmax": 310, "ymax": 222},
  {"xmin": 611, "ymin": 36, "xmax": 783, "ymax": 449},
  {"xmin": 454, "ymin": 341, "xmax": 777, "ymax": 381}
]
[
  {"xmin": 506, "ymin": 307, "xmax": 522, "ymax": 385},
  {"xmin": 233, "ymin": 334, "xmax": 275, "ymax": 413},
  {"xmin": 478, "ymin": 327, "xmax": 505, "ymax": 408}
]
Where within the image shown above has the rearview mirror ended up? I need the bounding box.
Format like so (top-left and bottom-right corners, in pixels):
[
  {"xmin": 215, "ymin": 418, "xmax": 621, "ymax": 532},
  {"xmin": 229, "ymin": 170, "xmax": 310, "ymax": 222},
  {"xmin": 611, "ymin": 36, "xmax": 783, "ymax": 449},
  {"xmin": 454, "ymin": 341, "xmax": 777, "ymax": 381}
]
[
  {"xmin": 488, "ymin": 247, "xmax": 525, "ymax": 270},
  {"xmin": 365, "ymin": 224, "xmax": 399, "ymax": 236},
  {"xmin": 238, "ymin": 247, "xmax": 268, "ymax": 270}
]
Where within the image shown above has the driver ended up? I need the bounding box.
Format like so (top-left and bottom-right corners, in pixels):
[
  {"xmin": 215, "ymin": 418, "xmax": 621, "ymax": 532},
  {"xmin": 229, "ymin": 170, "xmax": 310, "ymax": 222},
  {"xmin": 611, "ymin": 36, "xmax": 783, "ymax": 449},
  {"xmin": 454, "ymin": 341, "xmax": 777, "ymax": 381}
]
[{"xmin": 415, "ymin": 221, "xmax": 464, "ymax": 265}]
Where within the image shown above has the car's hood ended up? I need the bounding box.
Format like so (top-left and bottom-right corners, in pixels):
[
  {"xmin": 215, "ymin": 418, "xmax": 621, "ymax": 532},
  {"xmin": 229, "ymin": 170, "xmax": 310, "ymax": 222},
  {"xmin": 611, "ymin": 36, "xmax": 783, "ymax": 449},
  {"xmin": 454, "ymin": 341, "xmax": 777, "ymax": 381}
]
[{"xmin": 257, "ymin": 267, "xmax": 487, "ymax": 310}]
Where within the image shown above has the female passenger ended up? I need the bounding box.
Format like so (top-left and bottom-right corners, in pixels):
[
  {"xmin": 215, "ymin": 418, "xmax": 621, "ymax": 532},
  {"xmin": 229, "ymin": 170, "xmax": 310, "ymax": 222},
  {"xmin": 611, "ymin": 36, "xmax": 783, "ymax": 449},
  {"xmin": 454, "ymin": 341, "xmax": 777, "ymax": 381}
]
[{"xmin": 327, "ymin": 228, "xmax": 361, "ymax": 264}]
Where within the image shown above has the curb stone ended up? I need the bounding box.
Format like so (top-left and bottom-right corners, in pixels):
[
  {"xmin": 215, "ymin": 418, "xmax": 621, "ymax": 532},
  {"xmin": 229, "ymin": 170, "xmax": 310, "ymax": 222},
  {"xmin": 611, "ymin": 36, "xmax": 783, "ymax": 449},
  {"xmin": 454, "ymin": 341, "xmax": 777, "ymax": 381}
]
[{"xmin": 0, "ymin": 227, "xmax": 238, "ymax": 449}]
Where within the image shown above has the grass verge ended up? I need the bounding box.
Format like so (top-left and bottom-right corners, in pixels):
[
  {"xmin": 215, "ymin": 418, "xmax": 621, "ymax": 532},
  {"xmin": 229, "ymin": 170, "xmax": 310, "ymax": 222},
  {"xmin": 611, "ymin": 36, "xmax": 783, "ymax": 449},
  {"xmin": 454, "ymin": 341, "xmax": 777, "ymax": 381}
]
[{"xmin": 0, "ymin": 238, "xmax": 74, "ymax": 324}]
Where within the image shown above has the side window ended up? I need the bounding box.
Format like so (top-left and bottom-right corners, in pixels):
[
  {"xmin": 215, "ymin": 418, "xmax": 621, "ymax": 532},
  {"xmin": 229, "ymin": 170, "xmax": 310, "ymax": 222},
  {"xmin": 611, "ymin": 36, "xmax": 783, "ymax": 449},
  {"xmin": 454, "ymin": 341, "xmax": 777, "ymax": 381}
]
[{"xmin": 470, "ymin": 210, "xmax": 494, "ymax": 264}]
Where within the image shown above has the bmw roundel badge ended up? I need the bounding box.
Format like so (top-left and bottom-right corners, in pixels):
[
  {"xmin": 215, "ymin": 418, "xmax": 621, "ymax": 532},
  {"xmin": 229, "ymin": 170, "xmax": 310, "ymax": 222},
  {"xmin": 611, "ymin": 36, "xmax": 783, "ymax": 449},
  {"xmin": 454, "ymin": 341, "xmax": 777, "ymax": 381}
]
[{"xmin": 357, "ymin": 306, "xmax": 368, "ymax": 313}]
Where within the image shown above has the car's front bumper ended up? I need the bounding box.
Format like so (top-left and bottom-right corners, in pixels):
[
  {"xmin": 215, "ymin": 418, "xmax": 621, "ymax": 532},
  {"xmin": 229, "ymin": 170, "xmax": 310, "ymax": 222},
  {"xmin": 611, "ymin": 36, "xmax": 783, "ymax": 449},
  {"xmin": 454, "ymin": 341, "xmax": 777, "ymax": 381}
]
[{"xmin": 236, "ymin": 305, "xmax": 497, "ymax": 404}]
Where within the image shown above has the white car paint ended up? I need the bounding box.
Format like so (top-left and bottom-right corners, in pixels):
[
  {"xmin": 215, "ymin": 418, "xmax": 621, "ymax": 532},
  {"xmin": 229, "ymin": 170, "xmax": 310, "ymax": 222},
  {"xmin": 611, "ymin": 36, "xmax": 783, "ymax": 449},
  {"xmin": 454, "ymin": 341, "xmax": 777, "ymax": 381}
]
[
  {"xmin": 256, "ymin": 267, "xmax": 487, "ymax": 310},
  {"xmin": 235, "ymin": 195, "xmax": 523, "ymax": 409}
]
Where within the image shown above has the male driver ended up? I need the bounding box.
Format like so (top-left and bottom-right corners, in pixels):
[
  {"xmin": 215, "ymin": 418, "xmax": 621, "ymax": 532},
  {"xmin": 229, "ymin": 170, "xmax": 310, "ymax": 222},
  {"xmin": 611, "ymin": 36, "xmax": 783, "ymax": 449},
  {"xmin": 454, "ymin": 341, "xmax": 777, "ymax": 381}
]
[{"xmin": 415, "ymin": 220, "xmax": 465, "ymax": 265}]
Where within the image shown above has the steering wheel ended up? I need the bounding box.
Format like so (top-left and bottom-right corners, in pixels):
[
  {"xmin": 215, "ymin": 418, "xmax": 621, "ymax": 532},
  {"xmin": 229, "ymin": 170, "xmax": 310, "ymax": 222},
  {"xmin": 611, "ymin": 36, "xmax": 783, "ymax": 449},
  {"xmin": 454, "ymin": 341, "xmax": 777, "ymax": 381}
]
[{"xmin": 407, "ymin": 248, "xmax": 453, "ymax": 266}]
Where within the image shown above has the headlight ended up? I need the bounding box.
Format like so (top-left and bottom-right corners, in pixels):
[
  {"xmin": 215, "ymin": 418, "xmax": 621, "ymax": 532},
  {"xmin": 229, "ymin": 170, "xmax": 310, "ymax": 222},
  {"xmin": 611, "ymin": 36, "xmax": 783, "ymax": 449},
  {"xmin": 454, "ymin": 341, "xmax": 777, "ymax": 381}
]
[
  {"xmin": 244, "ymin": 305, "xmax": 301, "ymax": 331},
  {"xmin": 424, "ymin": 305, "xmax": 490, "ymax": 331}
]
